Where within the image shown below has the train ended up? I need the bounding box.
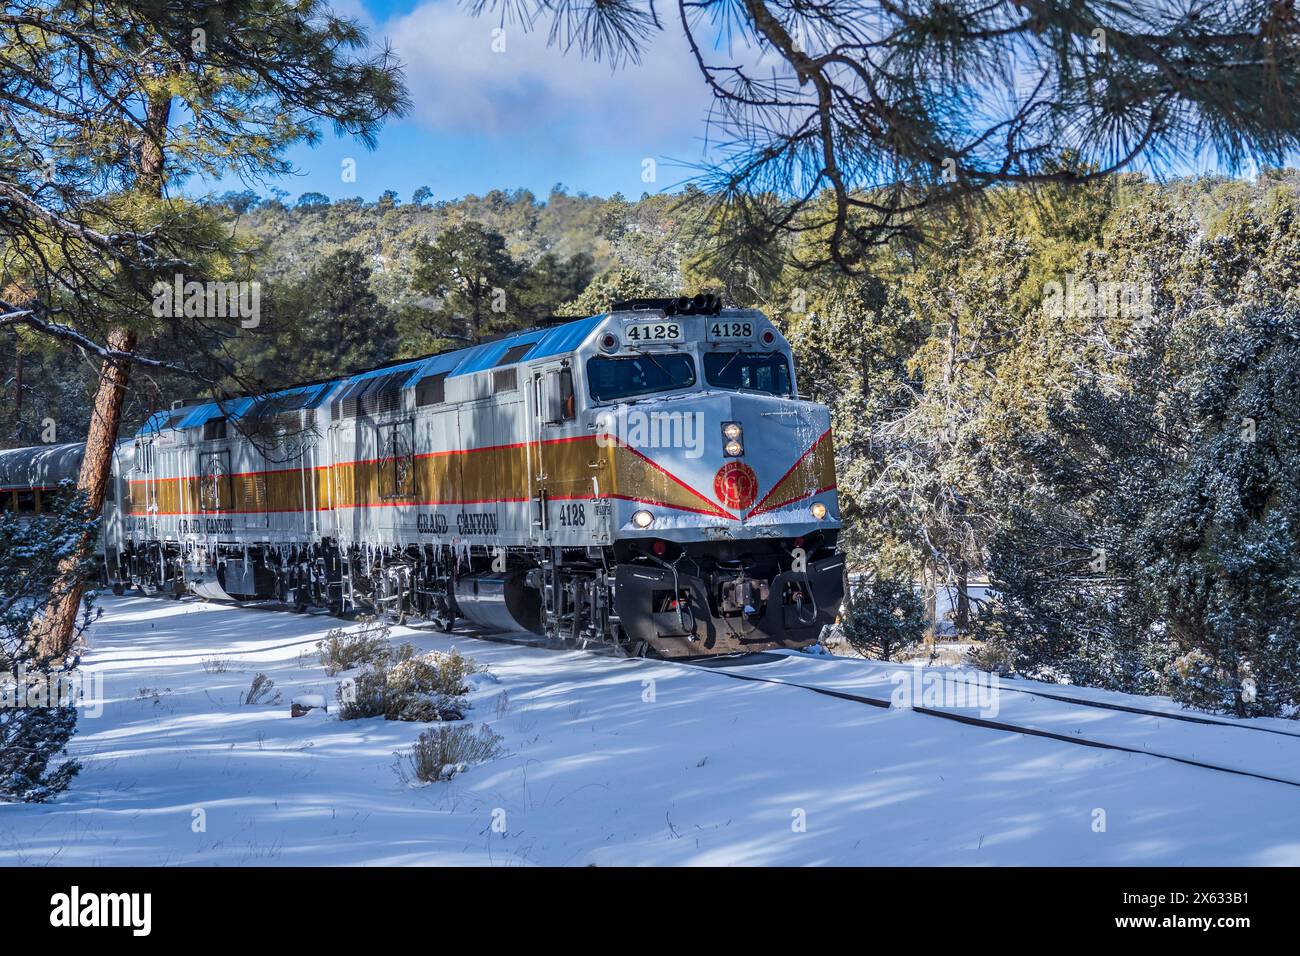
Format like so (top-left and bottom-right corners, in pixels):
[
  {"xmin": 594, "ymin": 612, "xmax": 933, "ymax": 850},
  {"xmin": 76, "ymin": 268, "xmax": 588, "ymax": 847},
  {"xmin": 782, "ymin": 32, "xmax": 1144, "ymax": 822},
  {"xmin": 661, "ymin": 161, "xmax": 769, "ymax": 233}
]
[{"xmin": 0, "ymin": 296, "xmax": 844, "ymax": 658}]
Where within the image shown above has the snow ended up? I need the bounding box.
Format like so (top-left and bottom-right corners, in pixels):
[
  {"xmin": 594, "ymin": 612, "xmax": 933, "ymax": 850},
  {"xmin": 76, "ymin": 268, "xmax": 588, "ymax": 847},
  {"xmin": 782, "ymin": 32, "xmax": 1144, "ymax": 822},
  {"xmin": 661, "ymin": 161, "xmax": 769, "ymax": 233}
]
[{"xmin": 1, "ymin": 594, "xmax": 1298, "ymax": 866}]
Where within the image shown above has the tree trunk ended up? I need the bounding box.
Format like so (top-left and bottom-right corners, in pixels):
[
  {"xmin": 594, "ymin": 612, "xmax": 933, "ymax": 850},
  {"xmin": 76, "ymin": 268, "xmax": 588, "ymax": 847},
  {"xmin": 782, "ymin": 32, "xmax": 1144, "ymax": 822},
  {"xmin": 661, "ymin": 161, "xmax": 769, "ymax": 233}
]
[
  {"xmin": 34, "ymin": 87, "xmax": 169, "ymax": 657},
  {"xmin": 923, "ymin": 560, "xmax": 938, "ymax": 655},
  {"xmin": 955, "ymin": 565, "xmax": 971, "ymax": 635},
  {"xmin": 14, "ymin": 343, "xmax": 22, "ymax": 441},
  {"xmin": 34, "ymin": 327, "xmax": 137, "ymax": 658}
]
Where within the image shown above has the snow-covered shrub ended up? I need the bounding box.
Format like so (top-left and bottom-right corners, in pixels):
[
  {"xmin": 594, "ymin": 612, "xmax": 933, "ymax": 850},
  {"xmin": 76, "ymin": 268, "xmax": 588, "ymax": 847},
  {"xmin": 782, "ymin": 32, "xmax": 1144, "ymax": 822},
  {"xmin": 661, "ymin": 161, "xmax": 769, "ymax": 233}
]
[
  {"xmin": 317, "ymin": 617, "xmax": 391, "ymax": 675},
  {"xmin": 840, "ymin": 576, "xmax": 925, "ymax": 661},
  {"xmin": 337, "ymin": 649, "xmax": 485, "ymax": 722},
  {"xmin": 395, "ymin": 723, "xmax": 502, "ymax": 784},
  {"xmin": 382, "ymin": 653, "xmax": 465, "ymax": 722},
  {"xmin": 0, "ymin": 488, "xmax": 97, "ymax": 802},
  {"xmin": 424, "ymin": 649, "xmax": 483, "ymax": 697},
  {"xmin": 336, "ymin": 666, "xmax": 388, "ymax": 720}
]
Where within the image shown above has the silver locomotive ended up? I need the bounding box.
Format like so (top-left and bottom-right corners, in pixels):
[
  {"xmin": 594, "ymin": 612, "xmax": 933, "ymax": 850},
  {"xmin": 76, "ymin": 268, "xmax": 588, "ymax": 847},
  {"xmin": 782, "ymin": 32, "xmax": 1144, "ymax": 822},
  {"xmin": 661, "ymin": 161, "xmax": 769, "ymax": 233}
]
[{"xmin": 6, "ymin": 297, "xmax": 844, "ymax": 657}]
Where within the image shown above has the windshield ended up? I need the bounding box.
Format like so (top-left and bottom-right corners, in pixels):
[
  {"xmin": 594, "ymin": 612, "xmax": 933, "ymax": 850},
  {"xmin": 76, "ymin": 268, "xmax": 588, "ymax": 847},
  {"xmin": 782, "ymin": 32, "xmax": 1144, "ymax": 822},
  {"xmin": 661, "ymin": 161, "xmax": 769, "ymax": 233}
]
[
  {"xmin": 587, "ymin": 354, "xmax": 696, "ymax": 403},
  {"xmin": 703, "ymin": 351, "xmax": 794, "ymax": 397}
]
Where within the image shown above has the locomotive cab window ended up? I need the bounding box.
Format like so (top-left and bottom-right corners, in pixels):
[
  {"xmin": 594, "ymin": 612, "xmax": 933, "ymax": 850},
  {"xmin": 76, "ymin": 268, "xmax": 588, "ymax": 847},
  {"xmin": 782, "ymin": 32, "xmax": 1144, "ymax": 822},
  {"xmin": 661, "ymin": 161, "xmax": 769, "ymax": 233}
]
[
  {"xmin": 586, "ymin": 354, "xmax": 695, "ymax": 403},
  {"xmin": 703, "ymin": 351, "xmax": 793, "ymax": 397},
  {"xmin": 538, "ymin": 367, "xmax": 576, "ymax": 423}
]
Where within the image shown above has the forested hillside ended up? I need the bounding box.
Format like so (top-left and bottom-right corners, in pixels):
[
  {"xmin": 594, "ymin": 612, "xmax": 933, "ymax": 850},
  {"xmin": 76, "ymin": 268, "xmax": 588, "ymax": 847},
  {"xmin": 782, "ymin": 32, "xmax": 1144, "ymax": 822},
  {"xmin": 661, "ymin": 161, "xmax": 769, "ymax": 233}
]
[{"xmin": 6, "ymin": 171, "xmax": 1300, "ymax": 716}]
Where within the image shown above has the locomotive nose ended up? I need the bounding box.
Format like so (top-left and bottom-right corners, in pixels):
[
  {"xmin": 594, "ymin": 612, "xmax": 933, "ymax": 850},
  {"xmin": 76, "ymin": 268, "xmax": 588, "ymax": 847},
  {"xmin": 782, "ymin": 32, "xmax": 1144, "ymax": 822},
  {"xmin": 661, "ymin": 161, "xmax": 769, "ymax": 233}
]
[{"xmin": 596, "ymin": 391, "xmax": 835, "ymax": 525}]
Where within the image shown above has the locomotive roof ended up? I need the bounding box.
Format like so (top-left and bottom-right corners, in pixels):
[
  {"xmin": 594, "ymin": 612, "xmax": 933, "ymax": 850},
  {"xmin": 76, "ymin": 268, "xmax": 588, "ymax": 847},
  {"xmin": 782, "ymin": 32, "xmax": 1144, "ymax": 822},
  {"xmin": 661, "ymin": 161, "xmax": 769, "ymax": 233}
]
[{"xmin": 136, "ymin": 312, "xmax": 607, "ymax": 437}]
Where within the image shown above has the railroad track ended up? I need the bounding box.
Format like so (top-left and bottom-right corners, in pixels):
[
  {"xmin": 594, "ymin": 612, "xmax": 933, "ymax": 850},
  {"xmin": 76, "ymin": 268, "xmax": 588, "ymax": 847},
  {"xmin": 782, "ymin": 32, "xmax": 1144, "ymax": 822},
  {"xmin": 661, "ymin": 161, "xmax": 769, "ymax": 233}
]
[
  {"xmin": 664, "ymin": 654, "xmax": 1300, "ymax": 791},
  {"xmin": 694, "ymin": 651, "xmax": 1300, "ymax": 741}
]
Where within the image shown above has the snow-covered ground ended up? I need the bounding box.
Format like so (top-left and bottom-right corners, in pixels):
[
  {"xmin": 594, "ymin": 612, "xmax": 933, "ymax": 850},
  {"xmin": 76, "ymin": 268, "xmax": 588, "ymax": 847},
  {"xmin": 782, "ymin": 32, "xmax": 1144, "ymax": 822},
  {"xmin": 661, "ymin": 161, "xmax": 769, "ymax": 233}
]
[{"xmin": 2, "ymin": 594, "xmax": 1299, "ymax": 866}]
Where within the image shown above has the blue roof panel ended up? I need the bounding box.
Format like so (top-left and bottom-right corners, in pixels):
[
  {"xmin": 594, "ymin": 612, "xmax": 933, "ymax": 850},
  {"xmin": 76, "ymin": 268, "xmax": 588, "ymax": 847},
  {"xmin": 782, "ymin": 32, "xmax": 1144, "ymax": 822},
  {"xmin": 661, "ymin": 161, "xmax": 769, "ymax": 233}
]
[
  {"xmin": 448, "ymin": 329, "xmax": 549, "ymax": 376},
  {"xmin": 529, "ymin": 315, "xmax": 603, "ymax": 359},
  {"xmin": 401, "ymin": 348, "xmax": 466, "ymax": 387},
  {"xmin": 135, "ymin": 315, "xmax": 604, "ymax": 435}
]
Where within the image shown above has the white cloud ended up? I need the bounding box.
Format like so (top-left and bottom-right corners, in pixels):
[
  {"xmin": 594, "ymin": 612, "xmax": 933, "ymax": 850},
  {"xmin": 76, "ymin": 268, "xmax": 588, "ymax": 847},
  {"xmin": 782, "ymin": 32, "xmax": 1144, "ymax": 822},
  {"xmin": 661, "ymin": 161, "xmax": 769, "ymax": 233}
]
[{"xmin": 382, "ymin": 1, "xmax": 721, "ymax": 155}]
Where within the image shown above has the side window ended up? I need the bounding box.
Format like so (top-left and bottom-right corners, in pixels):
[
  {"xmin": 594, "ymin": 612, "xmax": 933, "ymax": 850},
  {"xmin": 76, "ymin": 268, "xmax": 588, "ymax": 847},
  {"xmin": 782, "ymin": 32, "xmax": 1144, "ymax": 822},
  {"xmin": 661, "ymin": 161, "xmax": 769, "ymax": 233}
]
[
  {"xmin": 377, "ymin": 421, "xmax": 415, "ymax": 499},
  {"xmin": 415, "ymin": 373, "xmax": 447, "ymax": 407},
  {"xmin": 539, "ymin": 367, "xmax": 576, "ymax": 423},
  {"xmin": 560, "ymin": 367, "xmax": 575, "ymax": 420},
  {"xmin": 203, "ymin": 417, "xmax": 228, "ymax": 441}
]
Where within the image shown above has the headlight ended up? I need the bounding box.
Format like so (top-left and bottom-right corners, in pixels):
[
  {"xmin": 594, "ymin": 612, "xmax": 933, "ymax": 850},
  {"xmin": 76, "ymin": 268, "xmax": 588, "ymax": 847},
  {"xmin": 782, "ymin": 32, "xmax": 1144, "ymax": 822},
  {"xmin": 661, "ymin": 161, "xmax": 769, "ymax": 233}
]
[
  {"xmin": 811, "ymin": 502, "xmax": 828, "ymax": 520},
  {"xmin": 724, "ymin": 439, "xmax": 743, "ymax": 457},
  {"xmin": 722, "ymin": 422, "xmax": 742, "ymax": 440},
  {"xmin": 631, "ymin": 509, "xmax": 655, "ymax": 529}
]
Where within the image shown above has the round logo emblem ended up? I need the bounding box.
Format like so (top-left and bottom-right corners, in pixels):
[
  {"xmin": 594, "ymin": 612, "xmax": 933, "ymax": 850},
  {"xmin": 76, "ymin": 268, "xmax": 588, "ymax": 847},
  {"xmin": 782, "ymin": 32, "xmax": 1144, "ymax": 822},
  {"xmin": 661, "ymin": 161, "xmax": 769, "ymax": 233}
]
[{"xmin": 714, "ymin": 461, "xmax": 759, "ymax": 510}]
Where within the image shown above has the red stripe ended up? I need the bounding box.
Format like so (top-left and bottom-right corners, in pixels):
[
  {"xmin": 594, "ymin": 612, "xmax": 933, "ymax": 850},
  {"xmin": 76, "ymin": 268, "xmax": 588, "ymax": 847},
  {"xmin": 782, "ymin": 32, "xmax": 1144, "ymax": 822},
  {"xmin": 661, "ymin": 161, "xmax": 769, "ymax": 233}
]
[
  {"xmin": 604, "ymin": 436, "xmax": 735, "ymax": 520},
  {"xmin": 126, "ymin": 434, "xmax": 600, "ymax": 485},
  {"xmin": 128, "ymin": 493, "xmax": 728, "ymax": 519}
]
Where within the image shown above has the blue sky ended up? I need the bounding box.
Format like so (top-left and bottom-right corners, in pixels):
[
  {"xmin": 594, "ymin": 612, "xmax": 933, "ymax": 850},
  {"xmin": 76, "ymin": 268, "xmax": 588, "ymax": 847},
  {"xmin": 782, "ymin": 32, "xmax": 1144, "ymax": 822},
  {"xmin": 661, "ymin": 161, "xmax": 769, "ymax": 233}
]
[
  {"xmin": 197, "ymin": 0, "xmax": 726, "ymax": 204},
  {"xmin": 193, "ymin": 0, "xmax": 1275, "ymax": 206}
]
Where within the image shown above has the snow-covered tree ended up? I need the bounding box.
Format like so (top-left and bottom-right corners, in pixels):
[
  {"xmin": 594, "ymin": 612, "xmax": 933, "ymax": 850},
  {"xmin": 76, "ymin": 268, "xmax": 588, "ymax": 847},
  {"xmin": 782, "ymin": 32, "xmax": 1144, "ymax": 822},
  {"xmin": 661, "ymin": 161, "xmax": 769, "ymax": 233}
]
[
  {"xmin": 1, "ymin": 489, "xmax": 97, "ymax": 801},
  {"xmin": 840, "ymin": 577, "xmax": 926, "ymax": 662}
]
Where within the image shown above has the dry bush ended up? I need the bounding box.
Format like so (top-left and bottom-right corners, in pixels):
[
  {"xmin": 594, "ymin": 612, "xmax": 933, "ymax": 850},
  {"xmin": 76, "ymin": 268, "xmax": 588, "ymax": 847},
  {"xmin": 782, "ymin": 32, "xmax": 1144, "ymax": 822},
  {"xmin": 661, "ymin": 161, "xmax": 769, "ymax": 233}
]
[
  {"xmin": 317, "ymin": 617, "xmax": 392, "ymax": 675},
  {"xmin": 384, "ymin": 654, "xmax": 464, "ymax": 721},
  {"xmin": 336, "ymin": 668, "xmax": 388, "ymax": 720},
  {"xmin": 428, "ymin": 648, "xmax": 484, "ymax": 696},
  {"xmin": 336, "ymin": 648, "xmax": 487, "ymax": 722},
  {"xmin": 965, "ymin": 638, "xmax": 1016, "ymax": 676},
  {"xmin": 395, "ymin": 723, "xmax": 503, "ymax": 784},
  {"xmin": 242, "ymin": 673, "xmax": 280, "ymax": 705}
]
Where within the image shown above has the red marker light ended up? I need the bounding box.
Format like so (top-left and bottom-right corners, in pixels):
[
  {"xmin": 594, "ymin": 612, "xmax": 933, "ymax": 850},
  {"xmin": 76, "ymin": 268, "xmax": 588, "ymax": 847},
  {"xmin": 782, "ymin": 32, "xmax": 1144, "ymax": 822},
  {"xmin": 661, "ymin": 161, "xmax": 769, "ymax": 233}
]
[
  {"xmin": 794, "ymin": 536, "xmax": 804, "ymax": 548},
  {"xmin": 652, "ymin": 540, "xmax": 667, "ymax": 556},
  {"xmin": 761, "ymin": 330, "xmax": 775, "ymax": 344}
]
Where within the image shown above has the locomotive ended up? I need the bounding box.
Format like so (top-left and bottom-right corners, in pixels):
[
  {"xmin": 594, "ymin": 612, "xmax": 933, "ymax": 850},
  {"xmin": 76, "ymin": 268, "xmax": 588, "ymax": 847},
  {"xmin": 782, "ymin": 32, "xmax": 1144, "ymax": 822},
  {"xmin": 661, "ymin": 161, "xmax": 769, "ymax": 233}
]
[{"xmin": 0, "ymin": 297, "xmax": 843, "ymax": 657}]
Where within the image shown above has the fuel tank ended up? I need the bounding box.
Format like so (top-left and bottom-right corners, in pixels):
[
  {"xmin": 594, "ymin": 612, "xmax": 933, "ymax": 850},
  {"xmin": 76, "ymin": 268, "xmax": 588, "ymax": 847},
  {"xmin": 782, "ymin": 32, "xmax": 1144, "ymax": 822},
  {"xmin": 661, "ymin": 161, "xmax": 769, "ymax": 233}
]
[{"xmin": 452, "ymin": 571, "xmax": 543, "ymax": 634}]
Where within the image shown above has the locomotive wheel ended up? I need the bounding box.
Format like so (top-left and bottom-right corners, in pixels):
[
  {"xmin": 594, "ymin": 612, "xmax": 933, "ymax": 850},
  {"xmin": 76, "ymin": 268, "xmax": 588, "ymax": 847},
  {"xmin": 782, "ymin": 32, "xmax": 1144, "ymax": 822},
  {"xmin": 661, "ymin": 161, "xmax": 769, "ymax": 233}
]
[
  {"xmin": 610, "ymin": 625, "xmax": 647, "ymax": 658},
  {"xmin": 426, "ymin": 594, "xmax": 455, "ymax": 633}
]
